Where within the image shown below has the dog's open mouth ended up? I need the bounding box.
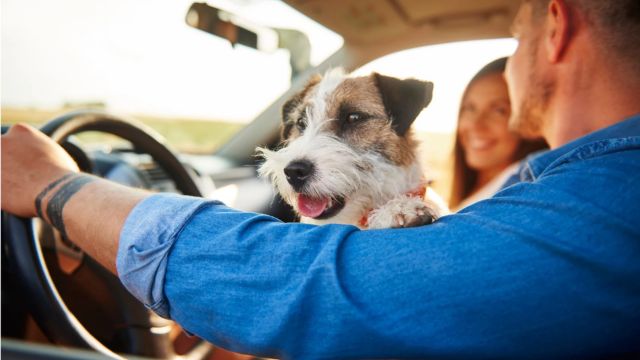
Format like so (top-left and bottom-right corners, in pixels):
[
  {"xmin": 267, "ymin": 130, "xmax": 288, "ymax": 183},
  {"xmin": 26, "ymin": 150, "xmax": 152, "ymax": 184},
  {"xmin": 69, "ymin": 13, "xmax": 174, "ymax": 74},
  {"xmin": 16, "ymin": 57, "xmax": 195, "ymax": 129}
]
[{"xmin": 297, "ymin": 194, "xmax": 345, "ymax": 219}]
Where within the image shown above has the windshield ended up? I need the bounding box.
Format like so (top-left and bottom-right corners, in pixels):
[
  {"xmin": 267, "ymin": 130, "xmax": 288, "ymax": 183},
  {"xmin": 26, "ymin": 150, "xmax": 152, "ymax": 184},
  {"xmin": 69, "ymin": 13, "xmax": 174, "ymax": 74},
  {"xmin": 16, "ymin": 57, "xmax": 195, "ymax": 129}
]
[
  {"xmin": 1, "ymin": 0, "xmax": 343, "ymax": 153},
  {"xmin": 351, "ymin": 39, "xmax": 516, "ymax": 200}
]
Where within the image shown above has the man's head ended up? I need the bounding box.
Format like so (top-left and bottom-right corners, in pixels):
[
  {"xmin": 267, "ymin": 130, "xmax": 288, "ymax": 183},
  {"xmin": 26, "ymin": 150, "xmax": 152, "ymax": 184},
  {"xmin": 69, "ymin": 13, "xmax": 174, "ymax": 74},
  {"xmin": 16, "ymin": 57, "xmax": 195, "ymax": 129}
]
[{"xmin": 506, "ymin": 0, "xmax": 640, "ymax": 142}]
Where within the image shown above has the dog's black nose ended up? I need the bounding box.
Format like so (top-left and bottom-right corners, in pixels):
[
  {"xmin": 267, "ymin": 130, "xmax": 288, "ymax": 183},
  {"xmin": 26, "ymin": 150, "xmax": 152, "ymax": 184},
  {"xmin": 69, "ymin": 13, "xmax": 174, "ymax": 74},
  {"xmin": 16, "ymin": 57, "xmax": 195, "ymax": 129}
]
[{"xmin": 284, "ymin": 159, "xmax": 314, "ymax": 189}]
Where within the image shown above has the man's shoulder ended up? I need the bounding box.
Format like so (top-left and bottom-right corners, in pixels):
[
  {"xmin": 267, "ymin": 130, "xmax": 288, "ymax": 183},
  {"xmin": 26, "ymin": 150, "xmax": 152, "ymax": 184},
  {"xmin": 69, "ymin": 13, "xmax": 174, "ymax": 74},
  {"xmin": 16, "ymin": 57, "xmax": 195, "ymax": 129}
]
[
  {"xmin": 550, "ymin": 136, "xmax": 640, "ymax": 169},
  {"xmin": 540, "ymin": 136, "xmax": 640, "ymax": 176},
  {"xmin": 525, "ymin": 136, "xmax": 639, "ymax": 224}
]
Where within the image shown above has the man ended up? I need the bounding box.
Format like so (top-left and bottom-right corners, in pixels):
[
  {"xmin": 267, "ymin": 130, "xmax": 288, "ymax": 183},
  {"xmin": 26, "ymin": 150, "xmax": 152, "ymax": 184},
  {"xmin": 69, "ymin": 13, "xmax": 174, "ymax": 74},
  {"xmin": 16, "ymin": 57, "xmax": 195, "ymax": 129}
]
[{"xmin": 2, "ymin": 0, "xmax": 639, "ymax": 358}]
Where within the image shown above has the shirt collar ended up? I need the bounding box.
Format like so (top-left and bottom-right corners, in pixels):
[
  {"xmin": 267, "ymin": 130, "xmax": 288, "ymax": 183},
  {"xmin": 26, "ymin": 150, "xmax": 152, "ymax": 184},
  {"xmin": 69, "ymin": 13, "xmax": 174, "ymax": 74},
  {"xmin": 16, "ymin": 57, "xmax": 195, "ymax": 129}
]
[{"xmin": 521, "ymin": 114, "xmax": 640, "ymax": 181}]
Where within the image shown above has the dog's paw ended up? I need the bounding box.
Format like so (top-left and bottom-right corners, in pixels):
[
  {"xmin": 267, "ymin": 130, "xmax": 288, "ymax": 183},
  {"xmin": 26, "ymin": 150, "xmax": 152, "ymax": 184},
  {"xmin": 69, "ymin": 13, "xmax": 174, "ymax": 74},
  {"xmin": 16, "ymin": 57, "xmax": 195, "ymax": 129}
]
[
  {"xmin": 393, "ymin": 202, "xmax": 437, "ymax": 228},
  {"xmin": 367, "ymin": 196, "xmax": 440, "ymax": 229}
]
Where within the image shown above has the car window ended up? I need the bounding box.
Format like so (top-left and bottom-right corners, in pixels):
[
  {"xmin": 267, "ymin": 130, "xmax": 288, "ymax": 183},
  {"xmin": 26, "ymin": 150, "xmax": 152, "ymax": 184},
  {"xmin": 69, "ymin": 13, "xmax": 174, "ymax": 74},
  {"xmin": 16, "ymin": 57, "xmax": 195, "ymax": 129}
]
[
  {"xmin": 352, "ymin": 39, "xmax": 517, "ymax": 199},
  {"xmin": 1, "ymin": 0, "xmax": 343, "ymax": 153}
]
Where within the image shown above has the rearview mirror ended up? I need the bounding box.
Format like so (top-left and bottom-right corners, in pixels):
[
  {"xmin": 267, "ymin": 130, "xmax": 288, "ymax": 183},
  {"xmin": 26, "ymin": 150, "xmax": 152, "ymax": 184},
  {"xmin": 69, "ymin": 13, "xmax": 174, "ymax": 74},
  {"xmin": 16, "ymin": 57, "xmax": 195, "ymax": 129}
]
[
  {"xmin": 186, "ymin": 2, "xmax": 258, "ymax": 49},
  {"xmin": 185, "ymin": 2, "xmax": 311, "ymax": 80}
]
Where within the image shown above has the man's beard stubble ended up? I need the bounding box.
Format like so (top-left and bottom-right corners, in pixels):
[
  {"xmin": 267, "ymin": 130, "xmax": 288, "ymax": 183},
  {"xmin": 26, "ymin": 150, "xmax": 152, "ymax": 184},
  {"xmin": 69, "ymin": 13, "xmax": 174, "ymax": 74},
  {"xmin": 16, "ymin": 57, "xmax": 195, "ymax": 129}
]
[{"xmin": 509, "ymin": 36, "xmax": 555, "ymax": 140}]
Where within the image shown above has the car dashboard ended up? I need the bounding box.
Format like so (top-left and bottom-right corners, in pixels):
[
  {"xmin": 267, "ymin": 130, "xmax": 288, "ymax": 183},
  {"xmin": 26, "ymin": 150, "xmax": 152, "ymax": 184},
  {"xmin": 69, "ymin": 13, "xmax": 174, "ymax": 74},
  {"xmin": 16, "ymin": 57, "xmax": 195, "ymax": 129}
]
[{"xmin": 87, "ymin": 146, "xmax": 295, "ymax": 222}]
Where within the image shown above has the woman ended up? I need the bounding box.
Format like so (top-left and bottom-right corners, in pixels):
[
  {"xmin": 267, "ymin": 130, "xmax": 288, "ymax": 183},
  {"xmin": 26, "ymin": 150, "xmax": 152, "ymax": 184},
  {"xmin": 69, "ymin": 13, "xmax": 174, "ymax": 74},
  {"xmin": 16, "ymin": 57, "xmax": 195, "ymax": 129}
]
[{"xmin": 449, "ymin": 57, "xmax": 547, "ymax": 210}]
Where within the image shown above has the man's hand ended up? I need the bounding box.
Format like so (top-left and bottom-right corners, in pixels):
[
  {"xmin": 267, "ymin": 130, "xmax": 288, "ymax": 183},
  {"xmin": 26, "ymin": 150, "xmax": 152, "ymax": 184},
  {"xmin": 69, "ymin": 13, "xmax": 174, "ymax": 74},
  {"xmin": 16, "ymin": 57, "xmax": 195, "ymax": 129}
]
[
  {"xmin": 1, "ymin": 123, "xmax": 79, "ymax": 218},
  {"xmin": 2, "ymin": 123, "xmax": 151, "ymax": 272}
]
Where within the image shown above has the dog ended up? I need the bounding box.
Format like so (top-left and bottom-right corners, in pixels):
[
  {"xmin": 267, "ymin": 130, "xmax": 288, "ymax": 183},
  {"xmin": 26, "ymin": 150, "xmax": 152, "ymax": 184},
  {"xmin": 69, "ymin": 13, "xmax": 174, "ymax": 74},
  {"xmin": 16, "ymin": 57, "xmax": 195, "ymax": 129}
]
[{"xmin": 258, "ymin": 69, "xmax": 445, "ymax": 229}]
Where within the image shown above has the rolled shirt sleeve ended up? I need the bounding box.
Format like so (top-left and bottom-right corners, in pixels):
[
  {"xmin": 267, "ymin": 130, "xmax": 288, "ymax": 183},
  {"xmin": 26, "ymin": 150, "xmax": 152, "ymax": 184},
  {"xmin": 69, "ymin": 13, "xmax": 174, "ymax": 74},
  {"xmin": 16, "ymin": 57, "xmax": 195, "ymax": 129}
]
[{"xmin": 117, "ymin": 193, "xmax": 211, "ymax": 317}]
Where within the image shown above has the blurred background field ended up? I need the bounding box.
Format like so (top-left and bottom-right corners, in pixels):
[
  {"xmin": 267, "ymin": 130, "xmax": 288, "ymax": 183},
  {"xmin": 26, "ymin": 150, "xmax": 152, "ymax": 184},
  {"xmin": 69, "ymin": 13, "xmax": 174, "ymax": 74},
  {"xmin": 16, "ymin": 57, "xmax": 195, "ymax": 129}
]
[{"xmin": 1, "ymin": 107, "xmax": 243, "ymax": 154}]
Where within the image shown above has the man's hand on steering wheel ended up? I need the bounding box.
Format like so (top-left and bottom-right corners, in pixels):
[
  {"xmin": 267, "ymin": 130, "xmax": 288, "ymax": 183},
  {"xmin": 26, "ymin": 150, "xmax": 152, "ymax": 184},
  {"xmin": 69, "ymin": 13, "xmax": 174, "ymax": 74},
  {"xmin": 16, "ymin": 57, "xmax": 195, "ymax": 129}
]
[
  {"xmin": 2, "ymin": 121, "xmax": 152, "ymax": 273},
  {"xmin": 1, "ymin": 123, "xmax": 79, "ymax": 218},
  {"xmin": 2, "ymin": 113, "xmax": 213, "ymax": 359}
]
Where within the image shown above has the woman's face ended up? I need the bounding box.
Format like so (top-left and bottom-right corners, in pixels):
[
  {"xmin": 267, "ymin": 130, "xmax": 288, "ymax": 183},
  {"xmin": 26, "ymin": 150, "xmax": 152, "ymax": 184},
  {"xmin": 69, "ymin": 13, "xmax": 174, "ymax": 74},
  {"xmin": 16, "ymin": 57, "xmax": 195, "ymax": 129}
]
[{"xmin": 458, "ymin": 73, "xmax": 520, "ymax": 172}]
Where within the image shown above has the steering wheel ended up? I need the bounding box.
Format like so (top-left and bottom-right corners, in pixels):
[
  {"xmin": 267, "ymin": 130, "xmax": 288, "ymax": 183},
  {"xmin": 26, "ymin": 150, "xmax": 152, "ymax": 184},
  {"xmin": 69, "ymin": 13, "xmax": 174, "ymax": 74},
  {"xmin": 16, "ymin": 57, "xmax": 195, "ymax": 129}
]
[{"xmin": 2, "ymin": 110, "xmax": 214, "ymax": 359}]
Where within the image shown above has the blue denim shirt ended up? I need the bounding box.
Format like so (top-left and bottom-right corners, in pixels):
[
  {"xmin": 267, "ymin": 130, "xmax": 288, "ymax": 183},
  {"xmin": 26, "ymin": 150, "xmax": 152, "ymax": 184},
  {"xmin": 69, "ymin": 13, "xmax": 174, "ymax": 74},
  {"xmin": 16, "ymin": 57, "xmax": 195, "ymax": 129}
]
[{"xmin": 117, "ymin": 115, "xmax": 640, "ymax": 359}]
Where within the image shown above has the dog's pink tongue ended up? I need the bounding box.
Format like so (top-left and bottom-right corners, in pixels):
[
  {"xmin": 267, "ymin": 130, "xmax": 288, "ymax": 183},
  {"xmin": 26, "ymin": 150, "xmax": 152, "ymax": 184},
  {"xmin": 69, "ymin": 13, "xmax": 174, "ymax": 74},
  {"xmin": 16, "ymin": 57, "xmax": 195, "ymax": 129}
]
[{"xmin": 297, "ymin": 195, "xmax": 329, "ymax": 218}]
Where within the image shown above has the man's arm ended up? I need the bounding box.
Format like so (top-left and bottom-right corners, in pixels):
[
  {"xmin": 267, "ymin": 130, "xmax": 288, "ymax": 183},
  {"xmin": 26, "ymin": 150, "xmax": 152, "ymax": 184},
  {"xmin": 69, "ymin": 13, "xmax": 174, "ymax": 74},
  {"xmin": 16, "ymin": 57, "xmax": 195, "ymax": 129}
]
[
  {"xmin": 1, "ymin": 123, "xmax": 150, "ymax": 272},
  {"xmin": 116, "ymin": 148, "xmax": 640, "ymax": 359}
]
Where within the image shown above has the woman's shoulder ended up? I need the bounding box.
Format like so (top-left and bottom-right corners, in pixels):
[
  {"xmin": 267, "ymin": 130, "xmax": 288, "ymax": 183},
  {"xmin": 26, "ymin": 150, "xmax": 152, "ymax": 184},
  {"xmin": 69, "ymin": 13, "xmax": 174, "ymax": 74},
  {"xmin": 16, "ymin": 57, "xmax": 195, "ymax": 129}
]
[{"xmin": 455, "ymin": 162, "xmax": 521, "ymax": 211}]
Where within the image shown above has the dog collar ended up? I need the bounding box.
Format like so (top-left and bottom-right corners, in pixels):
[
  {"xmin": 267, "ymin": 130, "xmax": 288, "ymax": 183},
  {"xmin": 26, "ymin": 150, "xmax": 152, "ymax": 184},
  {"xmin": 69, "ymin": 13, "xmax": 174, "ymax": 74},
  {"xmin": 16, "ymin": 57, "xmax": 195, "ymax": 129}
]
[{"xmin": 358, "ymin": 183, "xmax": 428, "ymax": 228}]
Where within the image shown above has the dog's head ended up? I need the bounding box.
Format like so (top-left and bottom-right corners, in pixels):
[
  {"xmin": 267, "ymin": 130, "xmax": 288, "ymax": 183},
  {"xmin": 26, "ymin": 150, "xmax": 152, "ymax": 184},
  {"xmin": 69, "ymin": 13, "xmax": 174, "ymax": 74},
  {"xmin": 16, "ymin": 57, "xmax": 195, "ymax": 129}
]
[{"xmin": 258, "ymin": 69, "xmax": 434, "ymax": 225}]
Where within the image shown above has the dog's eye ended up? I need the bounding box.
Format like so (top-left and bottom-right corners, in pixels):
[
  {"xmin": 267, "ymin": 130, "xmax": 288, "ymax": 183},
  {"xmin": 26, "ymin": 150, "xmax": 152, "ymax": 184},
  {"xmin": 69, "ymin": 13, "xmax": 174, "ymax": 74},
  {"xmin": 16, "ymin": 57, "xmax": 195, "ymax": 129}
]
[
  {"xmin": 296, "ymin": 117, "xmax": 306, "ymax": 130},
  {"xmin": 346, "ymin": 112, "xmax": 368, "ymax": 123},
  {"xmin": 345, "ymin": 112, "xmax": 369, "ymax": 123}
]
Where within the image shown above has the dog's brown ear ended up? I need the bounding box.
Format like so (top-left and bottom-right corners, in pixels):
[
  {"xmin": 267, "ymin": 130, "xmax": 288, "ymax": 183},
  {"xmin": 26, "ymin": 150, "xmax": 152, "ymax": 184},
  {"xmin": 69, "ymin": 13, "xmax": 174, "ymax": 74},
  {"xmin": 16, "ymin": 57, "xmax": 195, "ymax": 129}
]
[
  {"xmin": 373, "ymin": 73, "xmax": 433, "ymax": 136},
  {"xmin": 282, "ymin": 74, "xmax": 321, "ymax": 123},
  {"xmin": 281, "ymin": 74, "xmax": 322, "ymax": 139}
]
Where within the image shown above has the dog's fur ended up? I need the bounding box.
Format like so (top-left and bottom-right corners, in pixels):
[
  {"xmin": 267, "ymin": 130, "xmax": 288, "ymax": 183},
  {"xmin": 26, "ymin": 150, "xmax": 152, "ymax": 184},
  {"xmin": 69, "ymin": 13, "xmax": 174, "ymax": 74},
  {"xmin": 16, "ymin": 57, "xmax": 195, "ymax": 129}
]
[{"xmin": 258, "ymin": 69, "xmax": 444, "ymax": 229}]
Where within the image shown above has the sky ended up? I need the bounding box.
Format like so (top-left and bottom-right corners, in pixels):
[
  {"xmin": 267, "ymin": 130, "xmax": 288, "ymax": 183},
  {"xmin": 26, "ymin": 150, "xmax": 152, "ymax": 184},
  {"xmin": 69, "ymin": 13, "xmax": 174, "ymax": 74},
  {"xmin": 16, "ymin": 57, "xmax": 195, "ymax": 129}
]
[{"xmin": 2, "ymin": 0, "xmax": 516, "ymax": 133}]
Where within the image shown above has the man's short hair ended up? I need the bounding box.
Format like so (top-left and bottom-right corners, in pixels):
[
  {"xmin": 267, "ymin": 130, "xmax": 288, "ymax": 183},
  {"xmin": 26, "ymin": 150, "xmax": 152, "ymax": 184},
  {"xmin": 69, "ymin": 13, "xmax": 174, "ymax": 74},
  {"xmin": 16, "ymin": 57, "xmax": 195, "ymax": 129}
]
[{"xmin": 527, "ymin": 0, "xmax": 640, "ymax": 75}]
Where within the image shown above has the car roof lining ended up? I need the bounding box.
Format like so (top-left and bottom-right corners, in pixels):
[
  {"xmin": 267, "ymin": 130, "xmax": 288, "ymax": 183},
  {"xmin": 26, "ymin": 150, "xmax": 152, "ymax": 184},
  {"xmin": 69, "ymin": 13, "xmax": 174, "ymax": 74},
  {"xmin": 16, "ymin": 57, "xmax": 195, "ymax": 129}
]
[{"xmin": 286, "ymin": 0, "xmax": 519, "ymax": 47}]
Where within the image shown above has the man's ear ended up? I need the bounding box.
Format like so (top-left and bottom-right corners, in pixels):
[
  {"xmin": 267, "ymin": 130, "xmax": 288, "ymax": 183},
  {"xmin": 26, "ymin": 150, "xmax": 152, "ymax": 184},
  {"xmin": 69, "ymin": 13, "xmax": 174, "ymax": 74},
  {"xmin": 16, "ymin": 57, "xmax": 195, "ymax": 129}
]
[
  {"xmin": 373, "ymin": 73, "xmax": 433, "ymax": 136},
  {"xmin": 545, "ymin": 0, "xmax": 572, "ymax": 63}
]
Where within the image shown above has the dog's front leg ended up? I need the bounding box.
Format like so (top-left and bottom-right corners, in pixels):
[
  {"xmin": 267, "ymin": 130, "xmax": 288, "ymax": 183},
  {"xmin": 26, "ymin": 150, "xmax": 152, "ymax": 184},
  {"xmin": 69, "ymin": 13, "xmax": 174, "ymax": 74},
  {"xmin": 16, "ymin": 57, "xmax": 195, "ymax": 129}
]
[{"xmin": 367, "ymin": 195, "xmax": 441, "ymax": 229}]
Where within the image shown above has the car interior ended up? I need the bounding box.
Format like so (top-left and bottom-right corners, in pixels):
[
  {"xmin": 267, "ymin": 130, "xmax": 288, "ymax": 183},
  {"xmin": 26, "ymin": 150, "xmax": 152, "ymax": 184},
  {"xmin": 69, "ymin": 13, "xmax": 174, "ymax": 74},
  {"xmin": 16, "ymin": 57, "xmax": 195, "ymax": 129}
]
[{"xmin": 1, "ymin": 0, "xmax": 521, "ymax": 359}]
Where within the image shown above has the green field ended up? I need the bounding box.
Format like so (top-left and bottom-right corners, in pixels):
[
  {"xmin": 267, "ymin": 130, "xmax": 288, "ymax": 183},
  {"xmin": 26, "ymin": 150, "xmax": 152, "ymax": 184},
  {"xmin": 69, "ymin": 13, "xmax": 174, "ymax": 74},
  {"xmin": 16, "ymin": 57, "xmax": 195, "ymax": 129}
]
[{"xmin": 1, "ymin": 107, "xmax": 244, "ymax": 154}]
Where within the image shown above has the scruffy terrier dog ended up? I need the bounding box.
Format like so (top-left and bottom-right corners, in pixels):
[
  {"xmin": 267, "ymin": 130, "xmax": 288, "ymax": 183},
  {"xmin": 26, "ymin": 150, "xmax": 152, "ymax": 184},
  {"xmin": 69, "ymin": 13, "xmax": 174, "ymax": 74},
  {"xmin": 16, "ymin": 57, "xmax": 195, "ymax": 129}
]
[{"xmin": 258, "ymin": 69, "xmax": 444, "ymax": 229}]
